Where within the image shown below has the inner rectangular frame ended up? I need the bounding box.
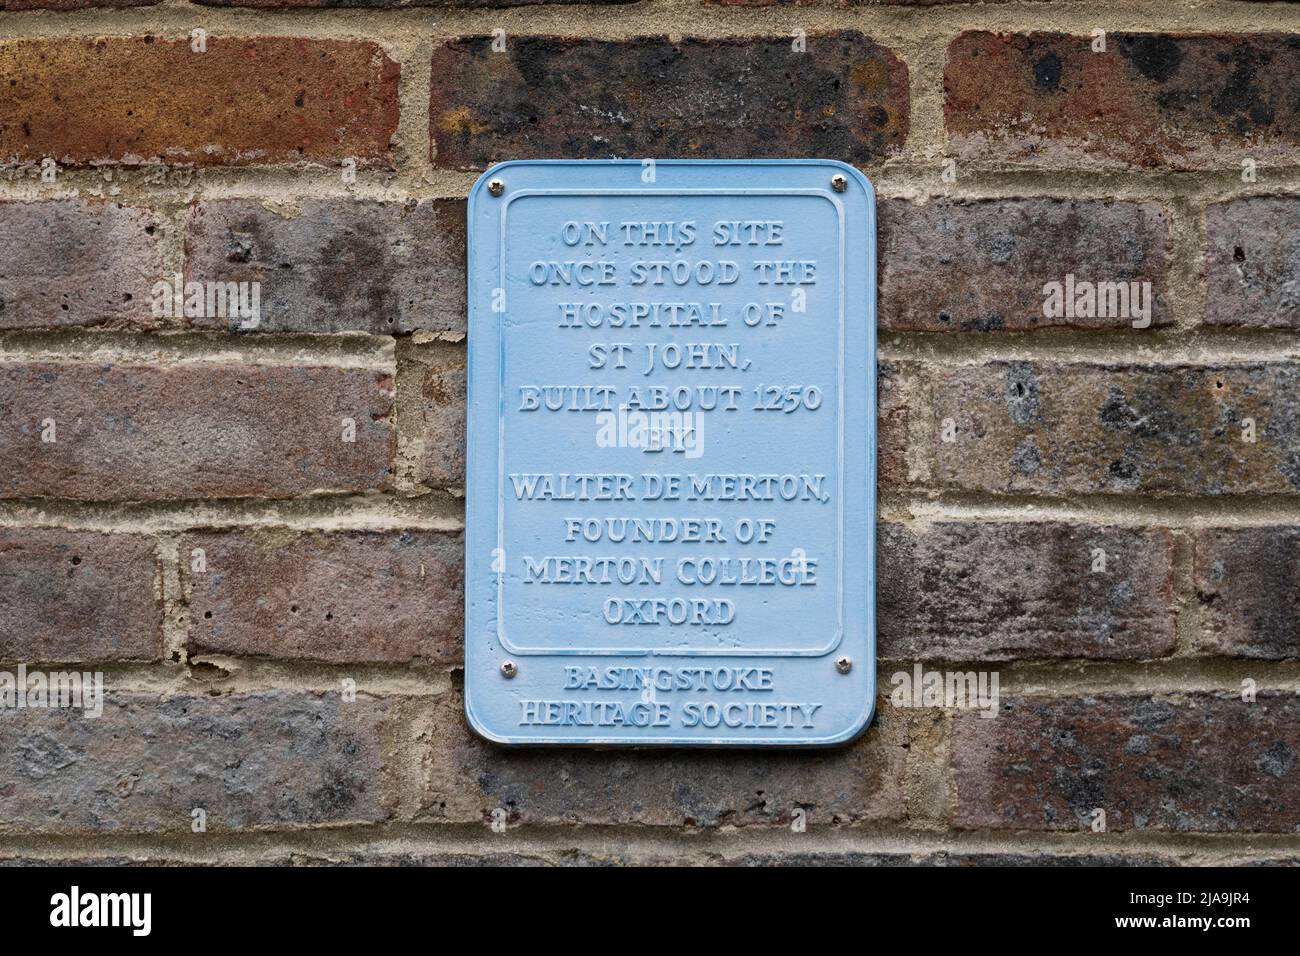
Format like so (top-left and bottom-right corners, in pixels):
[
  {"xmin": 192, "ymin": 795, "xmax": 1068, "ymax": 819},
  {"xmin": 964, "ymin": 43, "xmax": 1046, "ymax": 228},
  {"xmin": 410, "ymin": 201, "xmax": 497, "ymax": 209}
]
[{"xmin": 492, "ymin": 187, "xmax": 847, "ymax": 658}]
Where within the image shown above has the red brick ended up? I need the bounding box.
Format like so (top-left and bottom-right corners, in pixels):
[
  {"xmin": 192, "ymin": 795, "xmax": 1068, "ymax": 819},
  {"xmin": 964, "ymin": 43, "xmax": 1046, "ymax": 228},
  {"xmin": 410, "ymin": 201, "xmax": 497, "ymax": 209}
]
[
  {"xmin": 946, "ymin": 32, "xmax": 1300, "ymax": 170},
  {"xmin": 930, "ymin": 361, "xmax": 1300, "ymax": 495},
  {"xmin": 0, "ymin": 529, "xmax": 161, "ymax": 661},
  {"xmin": 423, "ymin": 691, "xmax": 908, "ymax": 826},
  {"xmin": 0, "ymin": 691, "xmax": 392, "ymax": 832},
  {"xmin": 1204, "ymin": 198, "xmax": 1300, "ymax": 329},
  {"xmin": 184, "ymin": 529, "xmax": 463, "ymax": 664},
  {"xmin": 183, "ymin": 199, "xmax": 465, "ymax": 334},
  {"xmin": 879, "ymin": 521, "xmax": 1177, "ymax": 661},
  {"xmin": 429, "ymin": 33, "xmax": 908, "ymax": 168},
  {"xmin": 0, "ymin": 362, "xmax": 395, "ymax": 500},
  {"xmin": 954, "ymin": 694, "xmax": 1300, "ymax": 831},
  {"xmin": 1193, "ymin": 527, "xmax": 1300, "ymax": 658},
  {"xmin": 0, "ymin": 200, "xmax": 163, "ymax": 330},
  {"xmin": 0, "ymin": 38, "xmax": 399, "ymax": 167},
  {"xmin": 879, "ymin": 198, "xmax": 1170, "ymax": 332}
]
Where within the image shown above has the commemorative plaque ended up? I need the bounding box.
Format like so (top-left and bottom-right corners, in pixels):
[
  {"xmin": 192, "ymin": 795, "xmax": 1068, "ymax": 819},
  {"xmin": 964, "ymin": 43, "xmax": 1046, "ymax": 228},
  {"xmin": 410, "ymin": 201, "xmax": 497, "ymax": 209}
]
[{"xmin": 464, "ymin": 160, "xmax": 876, "ymax": 746}]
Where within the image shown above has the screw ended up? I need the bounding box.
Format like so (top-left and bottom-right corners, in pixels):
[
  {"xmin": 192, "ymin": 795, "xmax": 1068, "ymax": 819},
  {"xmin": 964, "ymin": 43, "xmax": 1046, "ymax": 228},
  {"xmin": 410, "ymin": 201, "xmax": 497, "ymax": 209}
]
[
  {"xmin": 831, "ymin": 174, "xmax": 848, "ymax": 193},
  {"xmin": 500, "ymin": 660, "xmax": 517, "ymax": 678},
  {"xmin": 835, "ymin": 656, "xmax": 852, "ymax": 674},
  {"xmin": 488, "ymin": 179, "xmax": 505, "ymax": 197}
]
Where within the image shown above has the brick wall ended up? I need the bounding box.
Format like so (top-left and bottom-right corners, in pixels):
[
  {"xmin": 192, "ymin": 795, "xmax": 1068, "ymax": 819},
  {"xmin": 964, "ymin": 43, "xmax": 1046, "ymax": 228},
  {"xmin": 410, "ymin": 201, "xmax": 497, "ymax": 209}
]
[{"xmin": 1, "ymin": 0, "xmax": 1299, "ymax": 866}]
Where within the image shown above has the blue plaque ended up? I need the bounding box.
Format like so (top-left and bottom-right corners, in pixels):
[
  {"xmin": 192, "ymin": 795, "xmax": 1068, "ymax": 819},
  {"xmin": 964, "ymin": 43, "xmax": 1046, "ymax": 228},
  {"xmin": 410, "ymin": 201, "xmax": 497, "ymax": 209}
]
[{"xmin": 464, "ymin": 160, "xmax": 876, "ymax": 746}]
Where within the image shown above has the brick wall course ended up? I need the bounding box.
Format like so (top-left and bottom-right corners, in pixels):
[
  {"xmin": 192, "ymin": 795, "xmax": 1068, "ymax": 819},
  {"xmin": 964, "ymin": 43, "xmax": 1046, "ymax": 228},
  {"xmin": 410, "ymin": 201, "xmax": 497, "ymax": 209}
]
[{"xmin": 1, "ymin": 0, "xmax": 1298, "ymax": 866}]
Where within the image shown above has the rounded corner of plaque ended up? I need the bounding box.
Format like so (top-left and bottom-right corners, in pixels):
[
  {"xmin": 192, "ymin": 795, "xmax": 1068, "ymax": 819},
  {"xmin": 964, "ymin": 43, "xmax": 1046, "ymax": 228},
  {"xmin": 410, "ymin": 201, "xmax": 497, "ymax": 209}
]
[
  {"xmin": 463, "ymin": 686, "xmax": 517, "ymax": 746},
  {"xmin": 822, "ymin": 694, "xmax": 877, "ymax": 748}
]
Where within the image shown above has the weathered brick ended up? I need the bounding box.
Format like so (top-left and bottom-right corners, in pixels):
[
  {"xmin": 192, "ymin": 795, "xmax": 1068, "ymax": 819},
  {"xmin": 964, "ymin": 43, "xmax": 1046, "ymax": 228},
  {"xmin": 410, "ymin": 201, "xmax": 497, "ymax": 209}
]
[
  {"xmin": 1204, "ymin": 198, "xmax": 1300, "ymax": 329},
  {"xmin": 1194, "ymin": 527, "xmax": 1300, "ymax": 658},
  {"xmin": 0, "ymin": 362, "xmax": 395, "ymax": 500},
  {"xmin": 717, "ymin": 0, "xmax": 997, "ymax": 4},
  {"xmin": 423, "ymin": 691, "xmax": 907, "ymax": 826},
  {"xmin": 931, "ymin": 362, "xmax": 1300, "ymax": 495},
  {"xmin": 877, "ymin": 361, "xmax": 908, "ymax": 486},
  {"xmin": 277, "ymin": 850, "xmax": 565, "ymax": 867},
  {"xmin": 0, "ymin": 200, "xmax": 164, "ymax": 330},
  {"xmin": 879, "ymin": 521, "xmax": 1177, "ymax": 661},
  {"xmin": 0, "ymin": 691, "xmax": 391, "ymax": 833},
  {"xmin": 0, "ymin": 38, "xmax": 399, "ymax": 167},
  {"xmin": 717, "ymin": 851, "xmax": 1172, "ymax": 866},
  {"xmin": 201, "ymin": 0, "xmax": 629, "ymax": 4},
  {"xmin": 954, "ymin": 693, "xmax": 1300, "ymax": 831},
  {"xmin": 183, "ymin": 199, "xmax": 466, "ymax": 334},
  {"xmin": 185, "ymin": 529, "xmax": 463, "ymax": 664},
  {"xmin": 286, "ymin": 848, "xmax": 1172, "ymax": 867},
  {"xmin": 429, "ymin": 33, "xmax": 908, "ymax": 168},
  {"xmin": 0, "ymin": 530, "xmax": 161, "ymax": 662},
  {"xmin": 418, "ymin": 348, "xmax": 467, "ymax": 488},
  {"xmin": 879, "ymin": 198, "xmax": 1170, "ymax": 332},
  {"xmin": 946, "ymin": 32, "xmax": 1300, "ymax": 170},
  {"xmin": 1, "ymin": 0, "xmax": 154, "ymax": 6}
]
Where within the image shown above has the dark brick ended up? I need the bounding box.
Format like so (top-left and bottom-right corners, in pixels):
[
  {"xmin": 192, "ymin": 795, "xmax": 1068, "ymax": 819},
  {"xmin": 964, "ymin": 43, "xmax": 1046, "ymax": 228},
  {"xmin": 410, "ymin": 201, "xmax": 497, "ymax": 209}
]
[
  {"xmin": 1205, "ymin": 198, "xmax": 1300, "ymax": 328},
  {"xmin": 185, "ymin": 529, "xmax": 463, "ymax": 664},
  {"xmin": 0, "ymin": 857, "xmax": 169, "ymax": 866},
  {"xmin": 879, "ymin": 198, "xmax": 1170, "ymax": 332},
  {"xmin": 183, "ymin": 199, "xmax": 465, "ymax": 334},
  {"xmin": 0, "ymin": 201, "xmax": 163, "ymax": 330},
  {"xmin": 0, "ymin": 846, "xmax": 1248, "ymax": 866},
  {"xmin": 954, "ymin": 693, "xmax": 1300, "ymax": 831},
  {"xmin": 879, "ymin": 521, "xmax": 1177, "ymax": 661},
  {"xmin": 1194, "ymin": 527, "xmax": 1300, "ymax": 658},
  {"xmin": 0, "ymin": 362, "xmax": 395, "ymax": 500},
  {"xmin": 0, "ymin": 38, "xmax": 399, "ymax": 167},
  {"xmin": 946, "ymin": 32, "xmax": 1300, "ymax": 170},
  {"xmin": 717, "ymin": 0, "xmax": 999, "ymax": 4},
  {"xmin": 324, "ymin": 850, "xmax": 572, "ymax": 866},
  {"xmin": 429, "ymin": 33, "xmax": 908, "ymax": 168},
  {"xmin": 724, "ymin": 850, "xmax": 1173, "ymax": 866},
  {"xmin": 423, "ymin": 691, "xmax": 907, "ymax": 826},
  {"xmin": 930, "ymin": 362, "xmax": 1300, "ymax": 495},
  {"xmin": 0, "ymin": 691, "xmax": 391, "ymax": 832},
  {"xmin": 0, "ymin": 529, "xmax": 161, "ymax": 662},
  {"xmin": 200, "ymin": 0, "xmax": 630, "ymax": 4},
  {"xmin": 0, "ymin": 0, "xmax": 155, "ymax": 6},
  {"xmin": 297, "ymin": 848, "xmax": 1174, "ymax": 866}
]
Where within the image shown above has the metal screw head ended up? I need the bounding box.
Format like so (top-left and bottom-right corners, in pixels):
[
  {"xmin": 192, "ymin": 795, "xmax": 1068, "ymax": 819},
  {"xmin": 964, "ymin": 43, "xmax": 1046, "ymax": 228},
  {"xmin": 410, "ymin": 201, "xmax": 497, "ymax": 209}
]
[
  {"xmin": 488, "ymin": 179, "xmax": 505, "ymax": 197},
  {"xmin": 835, "ymin": 656, "xmax": 852, "ymax": 674},
  {"xmin": 831, "ymin": 174, "xmax": 848, "ymax": 193},
  {"xmin": 500, "ymin": 660, "xmax": 517, "ymax": 678}
]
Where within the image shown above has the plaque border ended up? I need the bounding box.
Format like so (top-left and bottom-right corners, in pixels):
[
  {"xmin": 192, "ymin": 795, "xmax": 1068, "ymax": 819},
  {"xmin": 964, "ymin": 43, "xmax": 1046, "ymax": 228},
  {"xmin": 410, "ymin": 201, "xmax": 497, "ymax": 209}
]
[
  {"xmin": 495, "ymin": 188, "xmax": 846, "ymax": 657},
  {"xmin": 464, "ymin": 159, "xmax": 877, "ymax": 747}
]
